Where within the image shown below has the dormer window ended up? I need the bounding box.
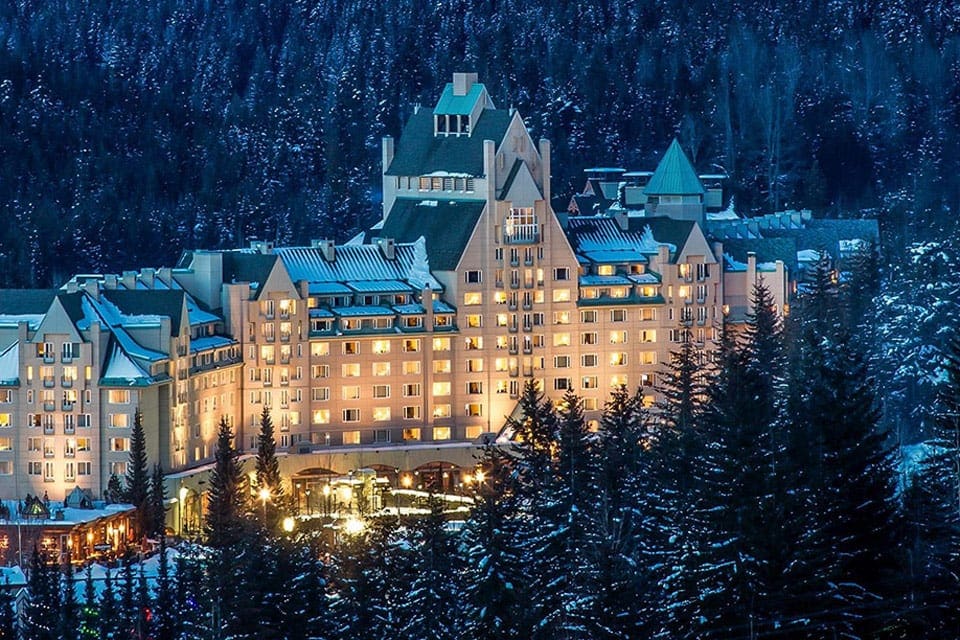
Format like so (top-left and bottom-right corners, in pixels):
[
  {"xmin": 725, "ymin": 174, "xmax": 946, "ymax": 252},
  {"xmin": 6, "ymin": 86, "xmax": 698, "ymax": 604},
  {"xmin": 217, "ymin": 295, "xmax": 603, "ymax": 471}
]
[{"xmin": 434, "ymin": 114, "xmax": 471, "ymax": 137}]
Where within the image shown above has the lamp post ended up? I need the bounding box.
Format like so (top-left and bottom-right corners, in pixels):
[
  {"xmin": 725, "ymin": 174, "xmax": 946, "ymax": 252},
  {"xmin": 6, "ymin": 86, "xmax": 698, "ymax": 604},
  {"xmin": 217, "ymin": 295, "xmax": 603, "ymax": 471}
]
[
  {"xmin": 322, "ymin": 483, "xmax": 331, "ymax": 517},
  {"xmin": 259, "ymin": 488, "xmax": 270, "ymax": 523},
  {"xmin": 179, "ymin": 486, "xmax": 188, "ymax": 537},
  {"xmin": 305, "ymin": 489, "xmax": 311, "ymax": 516}
]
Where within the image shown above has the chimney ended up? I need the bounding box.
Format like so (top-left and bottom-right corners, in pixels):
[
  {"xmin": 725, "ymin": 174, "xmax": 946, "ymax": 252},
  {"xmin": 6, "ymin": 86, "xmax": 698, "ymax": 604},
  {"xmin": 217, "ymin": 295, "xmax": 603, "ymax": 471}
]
[
  {"xmin": 539, "ymin": 139, "xmax": 551, "ymax": 204},
  {"xmin": 382, "ymin": 136, "xmax": 394, "ymax": 175},
  {"xmin": 613, "ymin": 209, "xmax": 629, "ymax": 231},
  {"xmin": 83, "ymin": 279, "xmax": 99, "ymax": 299},
  {"xmin": 66, "ymin": 281, "xmax": 79, "ymax": 294},
  {"xmin": 317, "ymin": 239, "xmax": 335, "ymax": 262},
  {"xmin": 452, "ymin": 72, "xmax": 478, "ymax": 96},
  {"xmin": 121, "ymin": 271, "xmax": 137, "ymax": 290},
  {"xmin": 103, "ymin": 274, "xmax": 118, "ymax": 289},
  {"xmin": 297, "ymin": 280, "xmax": 309, "ymax": 298},
  {"xmin": 158, "ymin": 267, "xmax": 173, "ymax": 285},
  {"xmin": 378, "ymin": 238, "xmax": 396, "ymax": 260},
  {"xmin": 140, "ymin": 268, "xmax": 155, "ymax": 288}
]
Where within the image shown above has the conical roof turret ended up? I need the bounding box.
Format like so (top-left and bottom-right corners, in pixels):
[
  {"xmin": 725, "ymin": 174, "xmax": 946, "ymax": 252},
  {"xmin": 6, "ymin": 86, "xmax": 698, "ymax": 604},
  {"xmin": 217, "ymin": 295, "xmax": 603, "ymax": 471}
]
[{"xmin": 643, "ymin": 139, "xmax": 705, "ymax": 196}]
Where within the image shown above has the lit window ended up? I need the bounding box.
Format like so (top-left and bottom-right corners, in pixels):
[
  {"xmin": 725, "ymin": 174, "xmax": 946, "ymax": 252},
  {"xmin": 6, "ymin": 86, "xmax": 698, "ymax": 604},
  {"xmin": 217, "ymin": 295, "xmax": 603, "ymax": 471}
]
[
  {"xmin": 433, "ymin": 426, "xmax": 451, "ymax": 441},
  {"xmin": 466, "ymin": 403, "xmax": 483, "ymax": 417},
  {"xmin": 433, "ymin": 337, "xmax": 451, "ymax": 351},
  {"xmin": 465, "ymin": 337, "xmax": 483, "ymax": 350},
  {"xmin": 108, "ymin": 390, "xmax": 130, "ymax": 404},
  {"xmin": 610, "ymin": 353, "xmax": 627, "ymax": 366},
  {"xmin": 553, "ymin": 333, "xmax": 571, "ymax": 347},
  {"xmin": 466, "ymin": 381, "xmax": 483, "ymax": 394},
  {"xmin": 610, "ymin": 331, "xmax": 627, "ymax": 344},
  {"xmin": 466, "ymin": 359, "xmax": 483, "ymax": 373},
  {"xmin": 343, "ymin": 431, "xmax": 360, "ymax": 445},
  {"xmin": 552, "ymin": 289, "xmax": 571, "ymax": 303},
  {"xmin": 463, "ymin": 292, "xmax": 482, "ymax": 306},
  {"xmin": 433, "ymin": 404, "xmax": 451, "ymax": 418},
  {"xmin": 553, "ymin": 311, "xmax": 571, "ymax": 324},
  {"xmin": 403, "ymin": 427, "xmax": 421, "ymax": 440},
  {"xmin": 403, "ymin": 361, "xmax": 421, "ymax": 375},
  {"xmin": 582, "ymin": 376, "xmax": 598, "ymax": 389},
  {"xmin": 372, "ymin": 340, "xmax": 391, "ymax": 355},
  {"xmin": 434, "ymin": 360, "xmax": 451, "ymax": 374},
  {"xmin": 372, "ymin": 407, "xmax": 391, "ymax": 422},
  {"xmin": 466, "ymin": 314, "xmax": 482, "ymax": 328},
  {"xmin": 402, "ymin": 339, "xmax": 421, "ymax": 352},
  {"xmin": 109, "ymin": 414, "xmax": 129, "ymax": 428},
  {"xmin": 639, "ymin": 351, "xmax": 657, "ymax": 365},
  {"xmin": 372, "ymin": 362, "xmax": 391, "ymax": 377},
  {"xmin": 597, "ymin": 265, "xmax": 615, "ymax": 276},
  {"xmin": 311, "ymin": 342, "xmax": 330, "ymax": 357},
  {"xmin": 312, "ymin": 410, "xmax": 330, "ymax": 424},
  {"xmin": 342, "ymin": 364, "xmax": 360, "ymax": 377},
  {"xmin": 433, "ymin": 382, "xmax": 451, "ymax": 396},
  {"xmin": 342, "ymin": 342, "xmax": 360, "ymax": 355},
  {"xmin": 342, "ymin": 386, "xmax": 361, "ymax": 400},
  {"xmin": 639, "ymin": 330, "xmax": 656, "ymax": 343},
  {"xmin": 610, "ymin": 375, "xmax": 628, "ymax": 387},
  {"xmin": 494, "ymin": 358, "xmax": 509, "ymax": 372}
]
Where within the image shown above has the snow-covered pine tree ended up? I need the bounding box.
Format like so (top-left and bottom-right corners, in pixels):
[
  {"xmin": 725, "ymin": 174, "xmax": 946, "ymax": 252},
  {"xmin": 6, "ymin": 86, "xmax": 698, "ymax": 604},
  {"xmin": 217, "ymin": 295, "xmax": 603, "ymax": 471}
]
[
  {"xmin": 282, "ymin": 541, "xmax": 333, "ymax": 640},
  {"xmin": 59, "ymin": 551, "xmax": 79, "ymax": 640},
  {"xmin": 78, "ymin": 565, "xmax": 99, "ymax": 639},
  {"xmin": 99, "ymin": 562, "xmax": 120, "ymax": 639},
  {"xmin": 461, "ymin": 444, "xmax": 529, "ymax": 640},
  {"xmin": 398, "ymin": 496, "xmax": 463, "ymax": 640},
  {"xmin": 0, "ymin": 576, "xmax": 15, "ymax": 639},
  {"xmin": 152, "ymin": 532, "xmax": 177, "ymax": 640}
]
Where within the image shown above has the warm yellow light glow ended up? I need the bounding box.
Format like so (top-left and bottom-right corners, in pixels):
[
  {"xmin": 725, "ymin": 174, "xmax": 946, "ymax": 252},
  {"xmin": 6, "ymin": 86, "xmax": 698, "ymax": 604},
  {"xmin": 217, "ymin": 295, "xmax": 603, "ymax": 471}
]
[
  {"xmin": 86, "ymin": 532, "xmax": 93, "ymax": 542},
  {"xmin": 322, "ymin": 484, "xmax": 331, "ymax": 497},
  {"xmin": 179, "ymin": 487, "xmax": 188, "ymax": 502},
  {"xmin": 475, "ymin": 470, "xmax": 485, "ymax": 483},
  {"xmin": 67, "ymin": 538, "xmax": 73, "ymax": 549},
  {"xmin": 259, "ymin": 488, "xmax": 271, "ymax": 502},
  {"xmin": 401, "ymin": 475, "xmax": 413, "ymax": 488},
  {"xmin": 282, "ymin": 517, "xmax": 295, "ymax": 533},
  {"xmin": 343, "ymin": 516, "xmax": 365, "ymax": 535},
  {"xmin": 341, "ymin": 486, "xmax": 353, "ymax": 502}
]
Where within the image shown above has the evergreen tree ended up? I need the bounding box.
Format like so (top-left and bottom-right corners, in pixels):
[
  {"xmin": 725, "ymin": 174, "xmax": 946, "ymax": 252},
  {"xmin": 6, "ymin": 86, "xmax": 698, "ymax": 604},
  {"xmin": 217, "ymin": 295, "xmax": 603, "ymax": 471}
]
[
  {"xmin": 125, "ymin": 407, "xmax": 151, "ymax": 540},
  {"xmin": 175, "ymin": 546, "xmax": 210, "ymax": 640},
  {"xmin": 59, "ymin": 552, "xmax": 79, "ymax": 640},
  {"xmin": 255, "ymin": 405, "xmax": 285, "ymax": 529},
  {"xmin": 78, "ymin": 565, "xmax": 99, "ymax": 639},
  {"xmin": 399, "ymin": 497, "xmax": 462, "ymax": 640},
  {"xmin": 655, "ymin": 325, "xmax": 706, "ymax": 435},
  {"xmin": 120, "ymin": 551, "xmax": 136, "ymax": 636},
  {"xmin": 0, "ymin": 577, "xmax": 16, "ymax": 640},
  {"xmin": 204, "ymin": 417, "xmax": 247, "ymax": 548},
  {"xmin": 22, "ymin": 546, "xmax": 58, "ymax": 640},
  {"xmin": 99, "ymin": 565, "xmax": 120, "ymax": 639},
  {"xmin": 461, "ymin": 445, "xmax": 528, "ymax": 640},
  {"xmin": 152, "ymin": 533, "xmax": 178, "ymax": 640},
  {"xmin": 106, "ymin": 474, "xmax": 124, "ymax": 504},
  {"xmin": 283, "ymin": 541, "xmax": 333, "ymax": 640},
  {"xmin": 149, "ymin": 463, "xmax": 168, "ymax": 539}
]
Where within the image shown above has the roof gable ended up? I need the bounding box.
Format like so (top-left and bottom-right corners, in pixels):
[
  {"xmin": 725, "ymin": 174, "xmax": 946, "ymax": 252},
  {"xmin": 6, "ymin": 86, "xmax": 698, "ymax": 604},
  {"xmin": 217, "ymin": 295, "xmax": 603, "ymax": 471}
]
[
  {"xmin": 644, "ymin": 139, "xmax": 705, "ymax": 196},
  {"xmin": 500, "ymin": 159, "xmax": 542, "ymax": 206},
  {"xmin": 101, "ymin": 290, "xmax": 186, "ymax": 336}
]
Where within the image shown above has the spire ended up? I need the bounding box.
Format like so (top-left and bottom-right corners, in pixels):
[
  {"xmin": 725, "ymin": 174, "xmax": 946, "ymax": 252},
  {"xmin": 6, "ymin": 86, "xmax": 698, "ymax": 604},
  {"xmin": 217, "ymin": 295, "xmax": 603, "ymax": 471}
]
[{"xmin": 644, "ymin": 139, "xmax": 705, "ymax": 196}]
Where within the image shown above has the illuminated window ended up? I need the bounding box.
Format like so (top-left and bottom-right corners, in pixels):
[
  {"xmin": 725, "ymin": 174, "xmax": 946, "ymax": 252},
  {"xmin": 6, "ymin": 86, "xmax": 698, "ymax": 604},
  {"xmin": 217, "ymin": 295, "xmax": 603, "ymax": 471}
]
[
  {"xmin": 494, "ymin": 291, "xmax": 508, "ymax": 304},
  {"xmin": 610, "ymin": 331, "xmax": 627, "ymax": 344},
  {"xmin": 494, "ymin": 358, "xmax": 509, "ymax": 372},
  {"xmin": 465, "ymin": 425, "xmax": 484, "ymax": 440},
  {"xmin": 342, "ymin": 386, "xmax": 361, "ymax": 400},
  {"xmin": 463, "ymin": 292, "xmax": 482, "ymax": 306},
  {"xmin": 553, "ymin": 333, "xmax": 571, "ymax": 347},
  {"xmin": 466, "ymin": 359, "xmax": 483, "ymax": 373},
  {"xmin": 0, "ymin": 438, "xmax": 11, "ymax": 451},
  {"xmin": 466, "ymin": 403, "xmax": 483, "ymax": 417},
  {"xmin": 433, "ymin": 382, "xmax": 451, "ymax": 396},
  {"xmin": 433, "ymin": 404, "xmax": 451, "ymax": 418},
  {"xmin": 372, "ymin": 407, "xmax": 391, "ymax": 422},
  {"xmin": 341, "ymin": 364, "xmax": 360, "ymax": 377},
  {"xmin": 343, "ymin": 431, "xmax": 360, "ymax": 445},
  {"xmin": 108, "ymin": 390, "xmax": 130, "ymax": 404},
  {"xmin": 403, "ymin": 427, "xmax": 421, "ymax": 440},
  {"xmin": 610, "ymin": 375, "xmax": 628, "ymax": 387},
  {"xmin": 639, "ymin": 308, "xmax": 656, "ymax": 321},
  {"xmin": 465, "ymin": 337, "xmax": 483, "ymax": 350},
  {"xmin": 496, "ymin": 380, "xmax": 509, "ymax": 394},
  {"xmin": 109, "ymin": 414, "xmax": 129, "ymax": 428},
  {"xmin": 466, "ymin": 315, "xmax": 482, "ymax": 328},
  {"xmin": 434, "ymin": 360, "xmax": 451, "ymax": 374},
  {"xmin": 311, "ymin": 342, "xmax": 330, "ymax": 357},
  {"xmin": 433, "ymin": 426, "xmax": 452, "ymax": 441},
  {"xmin": 639, "ymin": 330, "xmax": 656, "ymax": 343},
  {"xmin": 582, "ymin": 376, "xmax": 598, "ymax": 389},
  {"xmin": 312, "ymin": 410, "xmax": 330, "ymax": 424},
  {"xmin": 496, "ymin": 313, "xmax": 508, "ymax": 327},
  {"xmin": 372, "ymin": 340, "xmax": 391, "ymax": 355},
  {"xmin": 466, "ymin": 381, "xmax": 483, "ymax": 394},
  {"xmin": 610, "ymin": 353, "xmax": 627, "ymax": 366},
  {"xmin": 402, "ymin": 339, "xmax": 421, "ymax": 352},
  {"xmin": 433, "ymin": 338, "xmax": 451, "ymax": 352},
  {"xmin": 552, "ymin": 289, "xmax": 571, "ymax": 303},
  {"xmin": 553, "ymin": 311, "xmax": 571, "ymax": 325},
  {"xmin": 597, "ymin": 265, "xmax": 615, "ymax": 276},
  {"xmin": 372, "ymin": 362, "xmax": 391, "ymax": 377},
  {"xmin": 0, "ymin": 414, "xmax": 10, "ymax": 428},
  {"xmin": 109, "ymin": 437, "xmax": 130, "ymax": 452},
  {"xmin": 342, "ymin": 342, "xmax": 359, "ymax": 355},
  {"xmin": 639, "ymin": 351, "xmax": 657, "ymax": 365}
]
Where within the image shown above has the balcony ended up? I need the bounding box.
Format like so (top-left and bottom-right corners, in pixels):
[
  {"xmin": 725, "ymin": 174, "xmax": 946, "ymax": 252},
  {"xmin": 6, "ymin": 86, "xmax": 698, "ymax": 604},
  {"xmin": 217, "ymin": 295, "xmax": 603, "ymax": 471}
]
[
  {"xmin": 43, "ymin": 425, "xmax": 55, "ymax": 435},
  {"xmin": 510, "ymin": 280, "xmax": 519, "ymax": 289},
  {"xmin": 62, "ymin": 402, "xmax": 75, "ymax": 412},
  {"xmin": 503, "ymin": 224, "xmax": 540, "ymax": 245},
  {"xmin": 61, "ymin": 377, "xmax": 73, "ymax": 388},
  {"xmin": 280, "ymin": 355, "xmax": 291, "ymax": 365},
  {"xmin": 43, "ymin": 402, "xmax": 56, "ymax": 412},
  {"xmin": 42, "ymin": 355, "xmax": 55, "ymax": 364},
  {"xmin": 42, "ymin": 377, "xmax": 55, "ymax": 388},
  {"xmin": 61, "ymin": 354, "xmax": 73, "ymax": 364},
  {"xmin": 522, "ymin": 302, "xmax": 532, "ymax": 310},
  {"xmin": 64, "ymin": 425, "xmax": 75, "ymax": 435},
  {"xmin": 507, "ymin": 302, "xmax": 517, "ymax": 311},
  {"xmin": 280, "ymin": 334, "xmax": 291, "ymax": 343},
  {"xmin": 508, "ymin": 324, "xmax": 518, "ymax": 333}
]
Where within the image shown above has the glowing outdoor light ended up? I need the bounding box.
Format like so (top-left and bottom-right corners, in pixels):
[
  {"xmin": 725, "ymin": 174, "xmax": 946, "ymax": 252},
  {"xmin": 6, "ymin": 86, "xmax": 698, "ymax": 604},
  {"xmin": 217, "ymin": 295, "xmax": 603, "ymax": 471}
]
[
  {"xmin": 343, "ymin": 516, "xmax": 365, "ymax": 535},
  {"xmin": 475, "ymin": 470, "xmax": 485, "ymax": 483},
  {"xmin": 259, "ymin": 488, "xmax": 271, "ymax": 521},
  {"xmin": 401, "ymin": 475, "xmax": 412, "ymax": 488},
  {"xmin": 282, "ymin": 517, "xmax": 295, "ymax": 533}
]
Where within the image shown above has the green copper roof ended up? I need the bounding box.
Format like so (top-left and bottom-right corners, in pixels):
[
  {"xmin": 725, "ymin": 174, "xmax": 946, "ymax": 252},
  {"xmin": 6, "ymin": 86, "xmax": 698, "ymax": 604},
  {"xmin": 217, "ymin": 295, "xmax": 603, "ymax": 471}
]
[
  {"xmin": 644, "ymin": 139, "xmax": 705, "ymax": 196},
  {"xmin": 433, "ymin": 83, "xmax": 486, "ymax": 115}
]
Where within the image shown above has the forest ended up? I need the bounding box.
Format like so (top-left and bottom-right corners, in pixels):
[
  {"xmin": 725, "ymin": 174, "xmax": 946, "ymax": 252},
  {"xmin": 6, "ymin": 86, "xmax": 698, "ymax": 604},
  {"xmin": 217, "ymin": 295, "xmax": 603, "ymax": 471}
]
[
  {"xmin": 5, "ymin": 266, "xmax": 960, "ymax": 639},
  {"xmin": 1, "ymin": 0, "xmax": 960, "ymax": 285}
]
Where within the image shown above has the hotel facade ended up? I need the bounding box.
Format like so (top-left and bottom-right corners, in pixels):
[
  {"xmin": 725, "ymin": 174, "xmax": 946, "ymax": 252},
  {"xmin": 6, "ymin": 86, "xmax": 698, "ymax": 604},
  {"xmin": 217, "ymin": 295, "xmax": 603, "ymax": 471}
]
[{"xmin": 0, "ymin": 73, "xmax": 877, "ymax": 514}]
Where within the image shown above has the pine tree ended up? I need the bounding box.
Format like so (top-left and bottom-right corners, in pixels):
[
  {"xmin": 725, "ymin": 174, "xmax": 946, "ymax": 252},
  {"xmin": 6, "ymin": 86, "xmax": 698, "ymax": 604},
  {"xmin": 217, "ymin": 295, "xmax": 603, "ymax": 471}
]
[
  {"xmin": 125, "ymin": 407, "xmax": 151, "ymax": 540},
  {"xmin": 99, "ymin": 563, "xmax": 120, "ymax": 639},
  {"xmin": 205, "ymin": 417, "xmax": 247, "ymax": 548},
  {"xmin": 399, "ymin": 497, "xmax": 462, "ymax": 640},
  {"xmin": 22, "ymin": 546, "xmax": 58, "ymax": 640},
  {"xmin": 283, "ymin": 541, "xmax": 333, "ymax": 640},
  {"xmin": 152, "ymin": 533, "xmax": 178, "ymax": 640},
  {"xmin": 120, "ymin": 551, "xmax": 136, "ymax": 637},
  {"xmin": 255, "ymin": 405, "xmax": 285, "ymax": 530},
  {"xmin": 461, "ymin": 445, "xmax": 529, "ymax": 640},
  {"xmin": 78, "ymin": 565, "xmax": 99, "ymax": 639},
  {"xmin": 59, "ymin": 552, "xmax": 79, "ymax": 640},
  {"xmin": 149, "ymin": 463, "xmax": 167, "ymax": 539},
  {"xmin": 0, "ymin": 577, "xmax": 16, "ymax": 640}
]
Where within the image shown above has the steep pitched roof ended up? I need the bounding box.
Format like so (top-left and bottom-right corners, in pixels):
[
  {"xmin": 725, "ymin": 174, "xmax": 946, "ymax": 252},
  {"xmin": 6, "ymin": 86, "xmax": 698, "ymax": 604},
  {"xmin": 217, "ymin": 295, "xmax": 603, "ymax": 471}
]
[
  {"xmin": 433, "ymin": 82, "xmax": 487, "ymax": 115},
  {"xmin": 275, "ymin": 243, "xmax": 443, "ymax": 291},
  {"xmin": 632, "ymin": 217, "xmax": 697, "ymax": 254},
  {"xmin": 100, "ymin": 290, "xmax": 186, "ymax": 336},
  {"xmin": 722, "ymin": 238, "xmax": 798, "ymax": 273},
  {"xmin": 221, "ymin": 253, "xmax": 278, "ymax": 299},
  {"xmin": 644, "ymin": 139, "xmax": 705, "ymax": 196},
  {"xmin": 565, "ymin": 215, "xmax": 693, "ymax": 263},
  {"xmin": 0, "ymin": 290, "xmax": 57, "ymax": 315},
  {"xmin": 378, "ymin": 198, "xmax": 485, "ymax": 271},
  {"xmin": 385, "ymin": 109, "xmax": 513, "ymax": 176}
]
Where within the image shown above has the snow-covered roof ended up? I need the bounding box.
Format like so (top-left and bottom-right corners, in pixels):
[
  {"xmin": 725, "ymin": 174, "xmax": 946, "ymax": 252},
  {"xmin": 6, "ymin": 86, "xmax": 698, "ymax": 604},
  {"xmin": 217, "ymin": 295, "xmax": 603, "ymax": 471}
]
[
  {"xmin": 102, "ymin": 342, "xmax": 151, "ymax": 384},
  {"xmin": 0, "ymin": 342, "xmax": 19, "ymax": 385},
  {"xmin": 189, "ymin": 336, "xmax": 236, "ymax": 353},
  {"xmin": 332, "ymin": 306, "xmax": 394, "ymax": 318},
  {"xmin": 275, "ymin": 243, "xmax": 442, "ymax": 292}
]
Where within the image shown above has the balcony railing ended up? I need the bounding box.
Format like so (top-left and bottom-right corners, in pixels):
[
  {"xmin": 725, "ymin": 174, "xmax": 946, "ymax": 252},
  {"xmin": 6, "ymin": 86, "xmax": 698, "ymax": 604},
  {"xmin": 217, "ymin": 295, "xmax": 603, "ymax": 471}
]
[
  {"xmin": 503, "ymin": 225, "xmax": 540, "ymax": 245},
  {"xmin": 42, "ymin": 377, "xmax": 55, "ymax": 388}
]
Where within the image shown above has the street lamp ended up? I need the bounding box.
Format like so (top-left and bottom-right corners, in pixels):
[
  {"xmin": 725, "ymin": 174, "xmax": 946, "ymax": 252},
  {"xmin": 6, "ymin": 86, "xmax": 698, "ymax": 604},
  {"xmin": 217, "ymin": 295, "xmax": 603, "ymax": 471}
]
[
  {"xmin": 179, "ymin": 486, "xmax": 188, "ymax": 537},
  {"xmin": 259, "ymin": 488, "xmax": 270, "ymax": 522},
  {"xmin": 322, "ymin": 483, "xmax": 331, "ymax": 517},
  {"xmin": 282, "ymin": 516, "xmax": 295, "ymax": 534},
  {"xmin": 305, "ymin": 489, "xmax": 311, "ymax": 516},
  {"xmin": 343, "ymin": 516, "xmax": 365, "ymax": 535},
  {"xmin": 401, "ymin": 474, "xmax": 412, "ymax": 489}
]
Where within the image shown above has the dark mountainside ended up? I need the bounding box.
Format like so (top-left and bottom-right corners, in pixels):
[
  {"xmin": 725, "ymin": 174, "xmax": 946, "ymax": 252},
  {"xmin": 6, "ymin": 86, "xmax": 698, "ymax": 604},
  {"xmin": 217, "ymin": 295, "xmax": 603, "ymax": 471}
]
[{"xmin": 1, "ymin": 0, "xmax": 959, "ymax": 286}]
